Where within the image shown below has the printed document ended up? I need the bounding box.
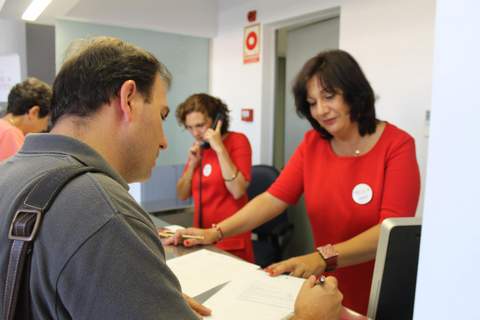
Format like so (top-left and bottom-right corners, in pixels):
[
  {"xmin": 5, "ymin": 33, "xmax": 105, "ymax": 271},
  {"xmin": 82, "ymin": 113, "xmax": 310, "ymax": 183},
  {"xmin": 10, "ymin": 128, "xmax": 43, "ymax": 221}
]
[
  {"xmin": 166, "ymin": 249, "xmax": 258, "ymax": 297},
  {"xmin": 204, "ymin": 269, "xmax": 304, "ymax": 319}
]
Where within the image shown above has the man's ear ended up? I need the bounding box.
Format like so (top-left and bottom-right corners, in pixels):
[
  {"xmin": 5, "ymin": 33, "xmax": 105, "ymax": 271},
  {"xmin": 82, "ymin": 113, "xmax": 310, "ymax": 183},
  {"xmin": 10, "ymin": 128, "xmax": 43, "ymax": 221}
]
[
  {"xmin": 27, "ymin": 105, "xmax": 41, "ymax": 119},
  {"xmin": 118, "ymin": 80, "xmax": 138, "ymax": 122}
]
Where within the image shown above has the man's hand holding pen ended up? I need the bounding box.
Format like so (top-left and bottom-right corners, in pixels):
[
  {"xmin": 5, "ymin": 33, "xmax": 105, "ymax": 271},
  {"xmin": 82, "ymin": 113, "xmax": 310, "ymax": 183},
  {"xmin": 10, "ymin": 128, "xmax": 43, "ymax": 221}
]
[{"xmin": 293, "ymin": 275, "xmax": 343, "ymax": 320}]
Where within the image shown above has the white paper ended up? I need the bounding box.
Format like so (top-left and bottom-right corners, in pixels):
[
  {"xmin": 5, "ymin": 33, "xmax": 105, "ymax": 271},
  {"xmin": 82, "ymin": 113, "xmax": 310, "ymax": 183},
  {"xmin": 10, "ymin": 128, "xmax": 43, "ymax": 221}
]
[
  {"xmin": 204, "ymin": 269, "xmax": 304, "ymax": 320},
  {"xmin": 166, "ymin": 249, "xmax": 258, "ymax": 297}
]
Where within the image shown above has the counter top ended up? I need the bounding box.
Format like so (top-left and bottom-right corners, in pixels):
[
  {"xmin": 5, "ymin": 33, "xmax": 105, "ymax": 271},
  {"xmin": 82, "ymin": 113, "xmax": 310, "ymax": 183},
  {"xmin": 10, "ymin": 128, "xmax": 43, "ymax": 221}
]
[{"xmin": 150, "ymin": 214, "xmax": 368, "ymax": 319}]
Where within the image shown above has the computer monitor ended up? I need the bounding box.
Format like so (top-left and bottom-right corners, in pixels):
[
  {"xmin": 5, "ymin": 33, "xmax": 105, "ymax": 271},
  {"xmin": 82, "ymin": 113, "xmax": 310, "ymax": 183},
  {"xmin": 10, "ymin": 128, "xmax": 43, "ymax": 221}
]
[{"xmin": 367, "ymin": 217, "xmax": 422, "ymax": 320}]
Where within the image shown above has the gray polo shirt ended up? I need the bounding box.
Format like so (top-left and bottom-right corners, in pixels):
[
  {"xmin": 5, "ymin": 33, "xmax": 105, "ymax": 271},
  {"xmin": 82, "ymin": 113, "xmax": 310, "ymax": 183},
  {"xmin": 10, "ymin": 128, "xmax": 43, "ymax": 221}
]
[{"xmin": 0, "ymin": 134, "xmax": 197, "ymax": 319}]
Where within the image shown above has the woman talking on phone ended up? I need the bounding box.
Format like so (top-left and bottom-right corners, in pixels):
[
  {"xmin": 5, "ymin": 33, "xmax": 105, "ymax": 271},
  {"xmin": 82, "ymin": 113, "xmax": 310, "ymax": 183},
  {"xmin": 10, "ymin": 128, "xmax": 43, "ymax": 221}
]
[{"xmin": 175, "ymin": 93, "xmax": 254, "ymax": 262}]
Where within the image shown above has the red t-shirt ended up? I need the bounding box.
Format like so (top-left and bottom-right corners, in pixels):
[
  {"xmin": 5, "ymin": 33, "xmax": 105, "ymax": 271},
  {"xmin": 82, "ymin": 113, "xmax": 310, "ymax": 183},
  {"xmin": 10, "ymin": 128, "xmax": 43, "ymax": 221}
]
[
  {"xmin": 268, "ymin": 122, "xmax": 420, "ymax": 314},
  {"xmin": 190, "ymin": 132, "xmax": 254, "ymax": 262}
]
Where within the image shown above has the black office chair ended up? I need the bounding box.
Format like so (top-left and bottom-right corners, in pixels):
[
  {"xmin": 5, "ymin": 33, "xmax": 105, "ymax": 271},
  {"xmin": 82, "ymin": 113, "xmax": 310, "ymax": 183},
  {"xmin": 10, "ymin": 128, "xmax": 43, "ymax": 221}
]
[{"xmin": 247, "ymin": 165, "xmax": 294, "ymax": 267}]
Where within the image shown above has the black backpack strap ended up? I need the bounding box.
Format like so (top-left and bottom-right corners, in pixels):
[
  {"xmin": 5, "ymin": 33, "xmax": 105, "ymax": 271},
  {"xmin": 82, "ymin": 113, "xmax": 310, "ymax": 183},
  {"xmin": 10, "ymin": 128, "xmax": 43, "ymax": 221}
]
[{"xmin": 3, "ymin": 165, "xmax": 103, "ymax": 320}]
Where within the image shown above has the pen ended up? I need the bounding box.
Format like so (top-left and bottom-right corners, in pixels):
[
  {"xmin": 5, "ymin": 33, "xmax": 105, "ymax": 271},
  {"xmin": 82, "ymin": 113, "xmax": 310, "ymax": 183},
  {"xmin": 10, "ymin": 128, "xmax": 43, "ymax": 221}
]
[
  {"xmin": 157, "ymin": 230, "xmax": 205, "ymax": 240},
  {"xmin": 316, "ymin": 274, "xmax": 326, "ymax": 285}
]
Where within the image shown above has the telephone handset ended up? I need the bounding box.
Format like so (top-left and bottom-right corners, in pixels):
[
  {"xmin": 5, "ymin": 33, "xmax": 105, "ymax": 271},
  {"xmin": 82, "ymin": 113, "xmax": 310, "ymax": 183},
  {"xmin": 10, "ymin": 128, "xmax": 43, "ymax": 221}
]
[{"xmin": 200, "ymin": 113, "xmax": 225, "ymax": 149}]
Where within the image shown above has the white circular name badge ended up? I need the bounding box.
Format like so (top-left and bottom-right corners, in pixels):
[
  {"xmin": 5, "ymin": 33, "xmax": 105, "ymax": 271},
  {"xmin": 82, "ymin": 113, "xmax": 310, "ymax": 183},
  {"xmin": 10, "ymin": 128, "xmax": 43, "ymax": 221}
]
[
  {"xmin": 203, "ymin": 164, "xmax": 212, "ymax": 177},
  {"xmin": 352, "ymin": 183, "xmax": 373, "ymax": 205}
]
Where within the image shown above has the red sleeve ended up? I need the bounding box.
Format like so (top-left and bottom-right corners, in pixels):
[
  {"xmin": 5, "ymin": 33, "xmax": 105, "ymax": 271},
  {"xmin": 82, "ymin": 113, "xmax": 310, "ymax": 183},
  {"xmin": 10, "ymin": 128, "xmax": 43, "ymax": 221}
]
[
  {"xmin": 267, "ymin": 138, "xmax": 305, "ymax": 204},
  {"xmin": 380, "ymin": 136, "xmax": 421, "ymax": 220},
  {"xmin": 229, "ymin": 133, "xmax": 252, "ymax": 182},
  {"xmin": 0, "ymin": 129, "xmax": 24, "ymax": 160}
]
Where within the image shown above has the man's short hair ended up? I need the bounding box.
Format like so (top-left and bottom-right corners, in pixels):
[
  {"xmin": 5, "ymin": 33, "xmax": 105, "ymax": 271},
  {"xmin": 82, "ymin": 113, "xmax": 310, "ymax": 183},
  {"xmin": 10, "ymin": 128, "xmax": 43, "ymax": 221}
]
[
  {"xmin": 51, "ymin": 37, "xmax": 172, "ymax": 125},
  {"xmin": 7, "ymin": 77, "xmax": 52, "ymax": 117}
]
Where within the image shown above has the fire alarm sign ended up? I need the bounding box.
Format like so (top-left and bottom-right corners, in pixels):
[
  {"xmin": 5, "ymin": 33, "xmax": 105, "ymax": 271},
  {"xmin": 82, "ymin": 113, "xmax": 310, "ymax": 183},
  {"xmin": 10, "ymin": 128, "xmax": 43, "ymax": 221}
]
[{"xmin": 243, "ymin": 23, "xmax": 260, "ymax": 64}]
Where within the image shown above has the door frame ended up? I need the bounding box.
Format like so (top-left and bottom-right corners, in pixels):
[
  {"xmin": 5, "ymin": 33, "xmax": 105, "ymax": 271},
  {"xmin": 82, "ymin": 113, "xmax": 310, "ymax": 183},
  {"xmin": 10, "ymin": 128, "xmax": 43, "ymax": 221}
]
[{"xmin": 259, "ymin": 7, "xmax": 340, "ymax": 165}]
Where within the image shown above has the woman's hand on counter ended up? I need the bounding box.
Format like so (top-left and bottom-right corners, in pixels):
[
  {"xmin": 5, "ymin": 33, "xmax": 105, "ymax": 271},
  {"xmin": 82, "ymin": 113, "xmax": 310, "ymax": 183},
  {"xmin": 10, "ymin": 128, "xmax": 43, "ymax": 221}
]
[
  {"xmin": 162, "ymin": 227, "xmax": 219, "ymax": 247},
  {"xmin": 265, "ymin": 252, "xmax": 326, "ymax": 278}
]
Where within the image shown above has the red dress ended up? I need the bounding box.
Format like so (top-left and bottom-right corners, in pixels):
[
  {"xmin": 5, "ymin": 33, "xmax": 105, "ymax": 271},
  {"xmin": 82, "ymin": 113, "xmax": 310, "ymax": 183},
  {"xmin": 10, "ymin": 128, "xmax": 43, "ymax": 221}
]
[
  {"xmin": 268, "ymin": 123, "xmax": 420, "ymax": 314},
  {"xmin": 190, "ymin": 132, "xmax": 254, "ymax": 262}
]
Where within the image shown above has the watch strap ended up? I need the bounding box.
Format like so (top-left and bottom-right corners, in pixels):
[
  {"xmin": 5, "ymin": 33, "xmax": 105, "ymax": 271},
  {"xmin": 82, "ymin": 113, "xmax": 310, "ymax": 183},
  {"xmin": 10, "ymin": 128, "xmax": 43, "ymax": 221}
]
[{"xmin": 317, "ymin": 244, "xmax": 338, "ymax": 272}]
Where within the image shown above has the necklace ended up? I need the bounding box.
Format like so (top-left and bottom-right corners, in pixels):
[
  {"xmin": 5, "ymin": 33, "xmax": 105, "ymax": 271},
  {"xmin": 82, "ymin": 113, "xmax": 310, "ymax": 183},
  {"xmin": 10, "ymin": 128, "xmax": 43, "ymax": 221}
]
[
  {"xmin": 6, "ymin": 116, "xmax": 16, "ymax": 126},
  {"xmin": 331, "ymin": 139, "xmax": 362, "ymax": 157}
]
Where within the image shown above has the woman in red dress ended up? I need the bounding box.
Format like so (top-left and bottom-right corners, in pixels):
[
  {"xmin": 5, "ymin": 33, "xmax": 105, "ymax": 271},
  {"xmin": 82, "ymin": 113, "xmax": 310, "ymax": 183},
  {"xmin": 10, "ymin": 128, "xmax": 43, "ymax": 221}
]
[
  {"xmin": 175, "ymin": 94, "xmax": 254, "ymax": 262},
  {"xmin": 171, "ymin": 51, "xmax": 420, "ymax": 314}
]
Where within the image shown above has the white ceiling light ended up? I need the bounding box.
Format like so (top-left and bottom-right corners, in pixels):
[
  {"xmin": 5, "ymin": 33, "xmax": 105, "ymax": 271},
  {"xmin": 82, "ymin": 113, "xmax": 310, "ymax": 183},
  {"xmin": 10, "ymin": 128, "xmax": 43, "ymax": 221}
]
[{"xmin": 22, "ymin": 0, "xmax": 52, "ymax": 21}]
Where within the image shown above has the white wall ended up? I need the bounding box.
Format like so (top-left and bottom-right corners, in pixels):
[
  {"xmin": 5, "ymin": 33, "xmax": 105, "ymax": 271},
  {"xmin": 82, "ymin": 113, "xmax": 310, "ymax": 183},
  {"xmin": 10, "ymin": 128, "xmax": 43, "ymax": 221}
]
[
  {"xmin": 0, "ymin": 19, "xmax": 27, "ymax": 80},
  {"xmin": 341, "ymin": 0, "xmax": 435, "ymax": 214},
  {"xmin": 211, "ymin": 0, "xmax": 338, "ymax": 165},
  {"xmin": 212, "ymin": 0, "xmax": 435, "ymax": 213},
  {"xmin": 2, "ymin": 0, "xmax": 218, "ymax": 38},
  {"xmin": 64, "ymin": 0, "xmax": 218, "ymax": 38},
  {"xmin": 414, "ymin": 0, "xmax": 480, "ymax": 318}
]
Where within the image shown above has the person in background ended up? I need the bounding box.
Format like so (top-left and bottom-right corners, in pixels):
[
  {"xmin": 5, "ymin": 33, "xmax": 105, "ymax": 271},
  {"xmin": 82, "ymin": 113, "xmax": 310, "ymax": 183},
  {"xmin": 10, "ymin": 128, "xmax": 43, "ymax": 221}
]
[
  {"xmin": 0, "ymin": 37, "xmax": 207, "ymax": 319},
  {"xmin": 167, "ymin": 49, "xmax": 421, "ymax": 315},
  {"xmin": 175, "ymin": 94, "xmax": 254, "ymax": 262},
  {"xmin": 0, "ymin": 77, "xmax": 52, "ymax": 161}
]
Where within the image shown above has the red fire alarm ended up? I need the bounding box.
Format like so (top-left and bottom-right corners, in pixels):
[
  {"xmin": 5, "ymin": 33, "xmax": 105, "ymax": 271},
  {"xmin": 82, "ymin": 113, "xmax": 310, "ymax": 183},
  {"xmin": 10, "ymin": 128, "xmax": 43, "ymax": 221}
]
[
  {"xmin": 247, "ymin": 10, "xmax": 257, "ymax": 23},
  {"xmin": 241, "ymin": 108, "xmax": 254, "ymax": 122}
]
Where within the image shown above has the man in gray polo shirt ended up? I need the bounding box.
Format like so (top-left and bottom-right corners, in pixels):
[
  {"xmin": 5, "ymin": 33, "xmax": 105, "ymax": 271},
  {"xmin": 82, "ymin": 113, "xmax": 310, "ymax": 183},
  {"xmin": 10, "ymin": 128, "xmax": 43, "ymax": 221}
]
[{"xmin": 0, "ymin": 37, "xmax": 342, "ymax": 320}]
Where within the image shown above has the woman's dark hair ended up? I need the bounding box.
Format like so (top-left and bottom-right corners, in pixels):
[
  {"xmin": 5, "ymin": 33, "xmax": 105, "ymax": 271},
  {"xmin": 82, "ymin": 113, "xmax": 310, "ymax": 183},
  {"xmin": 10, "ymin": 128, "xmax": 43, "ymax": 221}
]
[
  {"xmin": 293, "ymin": 49, "xmax": 377, "ymax": 139},
  {"xmin": 7, "ymin": 77, "xmax": 52, "ymax": 117},
  {"xmin": 51, "ymin": 37, "xmax": 171, "ymax": 125},
  {"xmin": 176, "ymin": 93, "xmax": 230, "ymax": 135}
]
